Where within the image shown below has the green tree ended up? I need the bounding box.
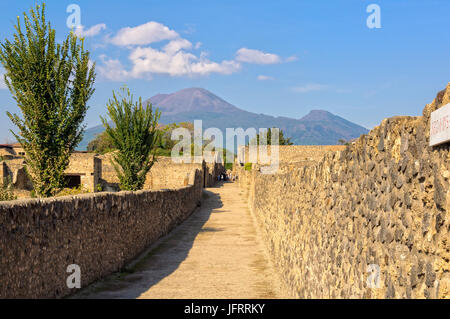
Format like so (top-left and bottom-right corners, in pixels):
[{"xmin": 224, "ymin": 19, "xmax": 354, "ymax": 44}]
[
  {"xmin": 253, "ymin": 128, "xmax": 294, "ymax": 145},
  {"xmin": 338, "ymin": 138, "xmax": 349, "ymax": 145},
  {"xmin": 158, "ymin": 122, "xmax": 194, "ymax": 156},
  {"xmin": 87, "ymin": 131, "xmax": 115, "ymax": 154},
  {"xmin": 101, "ymin": 87, "xmax": 161, "ymax": 191},
  {"xmin": 0, "ymin": 4, "xmax": 95, "ymax": 197}
]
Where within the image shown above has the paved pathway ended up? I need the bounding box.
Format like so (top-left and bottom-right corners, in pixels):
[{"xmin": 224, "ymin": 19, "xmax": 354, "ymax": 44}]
[{"xmin": 75, "ymin": 182, "xmax": 285, "ymax": 299}]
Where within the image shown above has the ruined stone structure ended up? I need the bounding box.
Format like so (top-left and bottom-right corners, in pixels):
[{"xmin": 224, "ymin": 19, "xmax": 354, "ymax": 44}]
[
  {"xmin": 0, "ymin": 158, "xmax": 32, "ymax": 190},
  {"xmin": 0, "ymin": 143, "xmax": 25, "ymax": 158},
  {"xmin": 0, "ymin": 153, "xmax": 101, "ymax": 192},
  {"xmin": 235, "ymin": 83, "xmax": 450, "ymax": 299},
  {"xmin": 237, "ymin": 145, "xmax": 346, "ymax": 166},
  {"xmin": 0, "ymin": 145, "xmax": 15, "ymax": 160},
  {"xmin": 0, "ymin": 169, "xmax": 204, "ymax": 298},
  {"xmin": 65, "ymin": 152, "xmax": 102, "ymax": 192},
  {"xmin": 99, "ymin": 154, "xmax": 222, "ymax": 191},
  {"xmin": 1, "ymin": 150, "xmax": 224, "ymax": 193}
]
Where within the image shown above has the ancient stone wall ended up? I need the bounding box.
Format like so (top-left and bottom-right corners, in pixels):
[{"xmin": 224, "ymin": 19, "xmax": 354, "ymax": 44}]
[
  {"xmin": 2, "ymin": 152, "xmax": 224, "ymax": 193},
  {"xmin": 0, "ymin": 158, "xmax": 32, "ymax": 190},
  {"xmin": 99, "ymin": 154, "xmax": 222, "ymax": 191},
  {"xmin": 0, "ymin": 169, "xmax": 203, "ymax": 298},
  {"xmin": 237, "ymin": 84, "xmax": 450, "ymax": 299},
  {"xmin": 237, "ymin": 145, "xmax": 346, "ymax": 166},
  {"xmin": 65, "ymin": 153, "xmax": 101, "ymax": 192},
  {"xmin": 0, "ymin": 162, "xmax": 6, "ymax": 185}
]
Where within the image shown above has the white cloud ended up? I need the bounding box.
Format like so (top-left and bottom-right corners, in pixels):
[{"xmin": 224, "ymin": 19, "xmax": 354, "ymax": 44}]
[
  {"xmin": 74, "ymin": 24, "xmax": 106, "ymax": 37},
  {"xmin": 257, "ymin": 75, "xmax": 273, "ymax": 81},
  {"xmin": 285, "ymin": 55, "xmax": 298, "ymax": 62},
  {"xmin": 292, "ymin": 84, "xmax": 328, "ymax": 93},
  {"xmin": 235, "ymin": 48, "xmax": 281, "ymax": 64},
  {"xmin": 0, "ymin": 70, "xmax": 7, "ymax": 89},
  {"xmin": 98, "ymin": 42, "xmax": 242, "ymax": 81},
  {"xmin": 128, "ymin": 46, "xmax": 240, "ymax": 78},
  {"xmin": 99, "ymin": 21, "xmax": 292, "ymax": 81},
  {"xmin": 163, "ymin": 38, "xmax": 193, "ymax": 54},
  {"xmin": 110, "ymin": 21, "xmax": 179, "ymax": 46},
  {"xmin": 97, "ymin": 55, "xmax": 130, "ymax": 81}
]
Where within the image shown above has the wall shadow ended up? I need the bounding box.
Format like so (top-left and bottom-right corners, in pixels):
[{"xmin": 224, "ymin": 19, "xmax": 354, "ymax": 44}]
[{"xmin": 73, "ymin": 185, "xmax": 225, "ymax": 299}]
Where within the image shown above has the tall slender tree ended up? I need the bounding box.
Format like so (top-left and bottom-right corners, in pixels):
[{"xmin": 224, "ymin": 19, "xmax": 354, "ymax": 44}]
[
  {"xmin": 0, "ymin": 4, "xmax": 96, "ymax": 197},
  {"xmin": 101, "ymin": 87, "xmax": 161, "ymax": 191}
]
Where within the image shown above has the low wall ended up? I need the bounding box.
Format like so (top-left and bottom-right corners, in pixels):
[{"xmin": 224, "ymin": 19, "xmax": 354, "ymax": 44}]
[
  {"xmin": 237, "ymin": 84, "xmax": 450, "ymax": 299},
  {"xmin": 0, "ymin": 169, "xmax": 203, "ymax": 298}
]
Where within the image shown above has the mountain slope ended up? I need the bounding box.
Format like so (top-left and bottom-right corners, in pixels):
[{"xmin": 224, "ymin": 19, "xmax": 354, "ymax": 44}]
[
  {"xmin": 147, "ymin": 88, "xmax": 241, "ymax": 114},
  {"xmin": 79, "ymin": 88, "xmax": 368, "ymax": 150}
]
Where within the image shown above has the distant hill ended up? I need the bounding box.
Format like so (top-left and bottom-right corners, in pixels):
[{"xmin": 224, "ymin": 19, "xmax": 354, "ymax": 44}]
[{"xmin": 79, "ymin": 88, "xmax": 368, "ymax": 150}]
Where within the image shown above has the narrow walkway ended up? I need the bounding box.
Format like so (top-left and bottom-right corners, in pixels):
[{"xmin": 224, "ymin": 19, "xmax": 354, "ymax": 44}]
[{"xmin": 75, "ymin": 182, "xmax": 285, "ymax": 299}]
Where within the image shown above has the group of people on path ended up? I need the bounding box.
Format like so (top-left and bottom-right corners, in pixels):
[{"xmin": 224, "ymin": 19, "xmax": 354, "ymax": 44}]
[{"xmin": 218, "ymin": 170, "xmax": 236, "ymax": 182}]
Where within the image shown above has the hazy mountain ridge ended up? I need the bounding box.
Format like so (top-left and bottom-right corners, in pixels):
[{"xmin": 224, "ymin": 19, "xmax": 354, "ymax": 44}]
[{"xmin": 79, "ymin": 88, "xmax": 368, "ymax": 150}]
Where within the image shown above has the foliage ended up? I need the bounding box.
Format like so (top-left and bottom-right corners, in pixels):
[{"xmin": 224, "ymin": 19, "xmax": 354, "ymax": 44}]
[
  {"xmin": 244, "ymin": 162, "xmax": 252, "ymax": 171},
  {"xmin": 159, "ymin": 122, "xmax": 193, "ymax": 152},
  {"xmin": 87, "ymin": 131, "xmax": 115, "ymax": 154},
  {"xmin": 338, "ymin": 138, "xmax": 350, "ymax": 146},
  {"xmin": 95, "ymin": 183, "xmax": 103, "ymax": 192},
  {"xmin": 87, "ymin": 122, "xmax": 195, "ymax": 157},
  {"xmin": 101, "ymin": 87, "xmax": 161, "ymax": 191},
  {"xmin": 56, "ymin": 184, "xmax": 90, "ymax": 197},
  {"xmin": 0, "ymin": 4, "xmax": 95, "ymax": 197},
  {"xmin": 222, "ymin": 148, "xmax": 234, "ymax": 170},
  {"xmin": 0, "ymin": 177, "xmax": 17, "ymax": 202},
  {"xmin": 253, "ymin": 128, "xmax": 293, "ymax": 145}
]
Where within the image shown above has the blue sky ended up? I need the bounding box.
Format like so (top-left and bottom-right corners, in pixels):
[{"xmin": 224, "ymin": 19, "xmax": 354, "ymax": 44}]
[{"xmin": 1, "ymin": 0, "xmax": 450, "ymax": 142}]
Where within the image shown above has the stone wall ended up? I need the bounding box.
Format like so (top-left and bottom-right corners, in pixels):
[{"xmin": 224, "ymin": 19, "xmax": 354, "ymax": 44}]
[
  {"xmin": 237, "ymin": 83, "xmax": 450, "ymax": 299},
  {"xmin": 0, "ymin": 169, "xmax": 203, "ymax": 298},
  {"xmin": 1, "ymin": 152, "xmax": 224, "ymax": 193},
  {"xmin": 99, "ymin": 154, "xmax": 223, "ymax": 191},
  {"xmin": 1, "ymin": 153, "xmax": 101, "ymax": 192},
  {"xmin": 65, "ymin": 153, "xmax": 102, "ymax": 192},
  {"xmin": 0, "ymin": 147, "xmax": 15, "ymax": 160},
  {"xmin": 237, "ymin": 145, "xmax": 346, "ymax": 167},
  {"xmin": 0, "ymin": 158, "xmax": 33, "ymax": 190},
  {"xmin": 0, "ymin": 162, "xmax": 6, "ymax": 185}
]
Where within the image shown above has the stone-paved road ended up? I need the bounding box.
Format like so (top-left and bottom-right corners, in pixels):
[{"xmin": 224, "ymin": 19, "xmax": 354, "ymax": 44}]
[{"xmin": 74, "ymin": 181, "xmax": 285, "ymax": 299}]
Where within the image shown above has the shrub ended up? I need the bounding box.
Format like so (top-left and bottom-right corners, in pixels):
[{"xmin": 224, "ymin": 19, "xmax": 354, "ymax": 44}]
[
  {"xmin": 225, "ymin": 162, "xmax": 233, "ymax": 171},
  {"xmin": 56, "ymin": 185, "xmax": 90, "ymax": 197},
  {"xmin": 0, "ymin": 178, "xmax": 17, "ymax": 202}
]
